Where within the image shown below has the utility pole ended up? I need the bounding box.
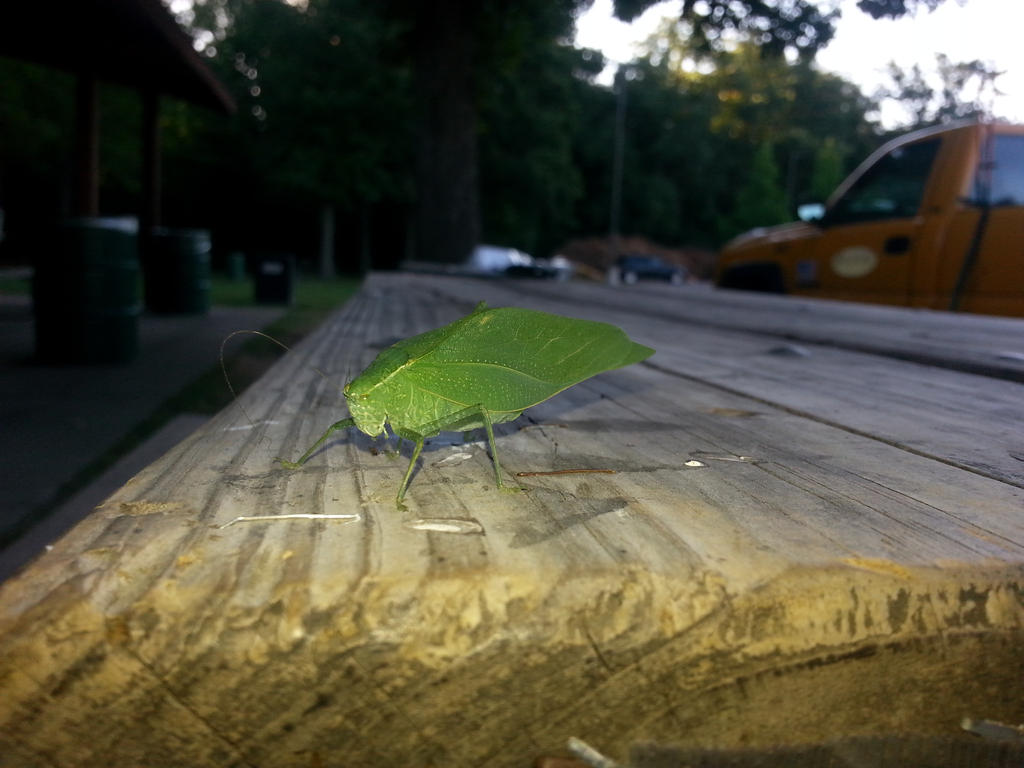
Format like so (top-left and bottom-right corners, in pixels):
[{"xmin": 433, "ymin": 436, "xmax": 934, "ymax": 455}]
[{"xmin": 609, "ymin": 67, "xmax": 628, "ymax": 253}]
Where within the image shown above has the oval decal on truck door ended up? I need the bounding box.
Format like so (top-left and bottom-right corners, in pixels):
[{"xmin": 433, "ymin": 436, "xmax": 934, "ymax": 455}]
[{"xmin": 831, "ymin": 246, "xmax": 879, "ymax": 278}]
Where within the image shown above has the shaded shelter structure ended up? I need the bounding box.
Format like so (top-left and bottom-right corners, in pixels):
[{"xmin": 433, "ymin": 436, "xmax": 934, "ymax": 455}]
[
  {"xmin": 0, "ymin": 0, "xmax": 234, "ymax": 361},
  {"xmin": 0, "ymin": 0, "xmax": 234, "ymax": 225}
]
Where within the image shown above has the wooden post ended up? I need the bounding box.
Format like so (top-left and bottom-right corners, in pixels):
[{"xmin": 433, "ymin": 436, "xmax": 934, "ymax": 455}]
[
  {"xmin": 609, "ymin": 67, "xmax": 627, "ymax": 246},
  {"xmin": 73, "ymin": 73, "xmax": 99, "ymax": 217},
  {"xmin": 140, "ymin": 89, "xmax": 161, "ymax": 249}
]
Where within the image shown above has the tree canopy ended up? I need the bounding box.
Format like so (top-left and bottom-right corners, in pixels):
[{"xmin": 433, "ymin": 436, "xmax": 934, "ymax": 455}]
[
  {"xmin": 876, "ymin": 54, "xmax": 1004, "ymax": 130},
  {"xmin": 0, "ymin": 0, "xmax": 981, "ymax": 273}
]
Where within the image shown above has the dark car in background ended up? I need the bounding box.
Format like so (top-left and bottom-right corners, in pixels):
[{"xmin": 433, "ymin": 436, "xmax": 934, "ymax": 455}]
[{"xmin": 614, "ymin": 254, "xmax": 686, "ymax": 285}]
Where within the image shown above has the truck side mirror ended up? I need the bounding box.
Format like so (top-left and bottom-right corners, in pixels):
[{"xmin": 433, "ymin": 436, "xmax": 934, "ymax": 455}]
[{"xmin": 797, "ymin": 203, "xmax": 826, "ymax": 222}]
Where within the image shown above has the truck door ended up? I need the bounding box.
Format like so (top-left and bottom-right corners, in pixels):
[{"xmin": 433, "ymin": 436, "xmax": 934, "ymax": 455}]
[
  {"xmin": 942, "ymin": 130, "xmax": 1024, "ymax": 316},
  {"xmin": 802, "ymin": 136, "xmax": 942, "ymax": 306}
]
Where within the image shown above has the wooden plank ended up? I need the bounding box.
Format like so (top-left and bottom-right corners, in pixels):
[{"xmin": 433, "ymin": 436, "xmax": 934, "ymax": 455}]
[
  {"xmin": 1, "ymin": 273, "xmax": 1022, "ymax": 767},
  {"xmin": 414, "ymin": 273, "xmax": 1024, "ymax": 487},
  {"xmin": 495, "ymin": 277, "xmax": 1024, "ymax": 382}
]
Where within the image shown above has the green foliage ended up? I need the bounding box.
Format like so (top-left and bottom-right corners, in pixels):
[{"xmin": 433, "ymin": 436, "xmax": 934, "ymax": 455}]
[
  {"xmin": 0, "ymin": 60, "xmax": 73, "ymax": 259},
  {"xmin": 565, "ymin": 33, "xmax": 878, "ymax": 248},
  {"xmin": 0, "ymin": 275, "xmax": 31, "ymax": 296},
  {"xmin": 876, "ymin": 54, "xmax": 1004, "ymax": 130},
  {"xmin": 617, "ymin": 0, "xmax": 841, "ymax": 61},
  {"xmin": 1, "ymin": 0, "xmax": 942, "ymax": 269},
  {"xmin": 675, "ymin": 0, "xmax": 840, "ymax": 60},
  {"xmin": 97, "ymin": 86, "xmax": 143, "ymax": 209},
  {"xmin": 0, "ymin": 60, "xmax": 146, "ymax": 258},
  {"xmin": 718, "ymin": 143, "xmax": 790, "ymax": 239},
  {"xmin": 810, "ymin": 138, "xmax": 846, "ymax": 203},
  {"xmin": 161, "ymin": 0, "xmax": 414, "ymax": 265},
  {"xmin": 231, "ymin": 0, "xmax": 411, "ymax": 207},
  {"xmin": 478, "ymin": 41, "xmax": 591, "ymax": 258},
  {"xmin": 856, "ymin": 0, "xmax": 947, "ymax": 19},
  {"xmin": 0, "ymin": 60, "xmax": 74, "ymax": 175}
]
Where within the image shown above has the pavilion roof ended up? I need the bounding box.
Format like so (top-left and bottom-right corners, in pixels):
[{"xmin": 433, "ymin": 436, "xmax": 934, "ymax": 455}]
[{"xmin": 0, "ymin": 0, "xmax": 234, "ymax": 113}]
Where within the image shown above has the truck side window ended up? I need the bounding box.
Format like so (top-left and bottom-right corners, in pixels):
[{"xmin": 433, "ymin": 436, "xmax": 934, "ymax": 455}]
[
  {"xmin": 979, "ymin": 135, "xmax": 1024, "ymax": 206},
  {"xmin": 827, "ymin": 138, "xmax": 940, "ymax": 225}
]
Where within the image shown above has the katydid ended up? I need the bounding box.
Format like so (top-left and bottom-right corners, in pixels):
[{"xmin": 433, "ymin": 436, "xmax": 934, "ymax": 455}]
[{"xmin": 279, "ymin": 301, "xmax": 654, "ymax": 503}]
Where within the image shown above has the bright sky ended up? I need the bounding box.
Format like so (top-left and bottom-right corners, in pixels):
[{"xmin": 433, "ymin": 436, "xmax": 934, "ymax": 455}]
[{"xmin": 574, "ymin": 0, "xmax": 1024, "ymax": 127}]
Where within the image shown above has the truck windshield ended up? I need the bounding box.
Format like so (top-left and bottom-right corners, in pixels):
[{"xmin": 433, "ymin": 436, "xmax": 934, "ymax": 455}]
[{"xmin": 828, "ymin": 138, "xmax": 940, "ymax": 225}]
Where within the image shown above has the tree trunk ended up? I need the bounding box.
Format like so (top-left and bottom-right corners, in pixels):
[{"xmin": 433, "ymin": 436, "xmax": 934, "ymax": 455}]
[
  {"xmin": 359, "ymin": 203, "xmax": 371, "ymax": 274},
  {"xmin": 318, "ymin": 202, "xmax": 335, "ymax": 278},
  {"xmin": 412, "ymin": 0, "xmax": 480, "ymax": 265}
]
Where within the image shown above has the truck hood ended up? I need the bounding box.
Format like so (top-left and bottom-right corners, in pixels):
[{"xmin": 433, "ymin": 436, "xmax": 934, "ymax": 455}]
[{"xmin": 723, "ymin": 221, "xmax": 818, "ymax": 252}]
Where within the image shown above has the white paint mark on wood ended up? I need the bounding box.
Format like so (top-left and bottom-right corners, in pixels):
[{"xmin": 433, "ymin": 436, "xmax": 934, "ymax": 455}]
[
  {"xmin": 222, "ymin": 420, "xmax": 282, "ymax": 432},
  {"xmin": 433, "ymin": 452, "xmax": 474, "ymax": 467},
  {"xmin": 218, "ymin": 513, "xmax": 360, "ymax": 528},
  {"xmin": 404, "ymin": 518, "xmax": 484, "ymax": 535},
  {"xmin": 568, "ymin": 736, "xmax": 622, "ymax": 768},
  {"xmin": 690, "ymin": 452, "xmax": 756, "ymax": 463},
  {"xmin": 768, "ymin": 344, "xmax": 812, "ymax": 357}
]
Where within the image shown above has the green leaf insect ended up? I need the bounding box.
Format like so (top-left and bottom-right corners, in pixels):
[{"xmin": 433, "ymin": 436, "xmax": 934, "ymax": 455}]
[{"xmin": 279, "ymin": 301, "xmax": 654, "ymax": 504}]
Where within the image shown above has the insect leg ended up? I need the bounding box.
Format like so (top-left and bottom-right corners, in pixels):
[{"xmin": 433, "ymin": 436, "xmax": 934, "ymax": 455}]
[
  {"xmin": 393, "ymin": 404, "xmax": 521, "ymax": 499},
  {"xmin": 478, "ymin": 406, "xmax": 519, "ymax": 494},
  {"xmin": 397, "ymin": 436, "xmax": 425, "ymax": 503},
  {"xmin": 278, "ymin": 417, "xmax": 356, "ymax": 469}
]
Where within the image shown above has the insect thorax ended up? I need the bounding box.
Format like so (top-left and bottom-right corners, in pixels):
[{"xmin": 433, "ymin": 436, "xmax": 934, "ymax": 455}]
[
  {"xmin": 344, "ymin": 386, "xmax": 387, "ymax": 437},
  {"xmin": 343, "ymin": 346, "xmax": 412, "ymax": 437}
]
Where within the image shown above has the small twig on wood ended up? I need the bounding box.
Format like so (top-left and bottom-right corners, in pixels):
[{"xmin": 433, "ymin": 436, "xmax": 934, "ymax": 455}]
[
  {"xmin": 219, "ymin": 514, "xmax": 360, "ymax": 529},
  {"xmin": 516, "ymin": 469, "xmax": 617, "ymax": 477}
]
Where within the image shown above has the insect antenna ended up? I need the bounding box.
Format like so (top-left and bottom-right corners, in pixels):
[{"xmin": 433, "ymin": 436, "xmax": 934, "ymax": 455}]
[{"xmin": 219, "ymin": 329, "xmax": 328, "ymax": 440}]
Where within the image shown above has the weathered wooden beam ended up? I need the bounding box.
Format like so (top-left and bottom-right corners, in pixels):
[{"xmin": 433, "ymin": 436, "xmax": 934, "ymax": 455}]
[
  {"xmin": 1, "ymin": 274, "xmax": 1022, "ymax": 767},
  {"xmin": 496, "ymin": 277, "xmax": 1024, "ymax": 382},
  {"xmin": 431, "ymin": 276, "xmax": 1024, "ymax": 486}
]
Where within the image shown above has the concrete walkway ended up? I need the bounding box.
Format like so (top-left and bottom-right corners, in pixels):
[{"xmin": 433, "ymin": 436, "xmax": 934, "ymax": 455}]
[{"xmin": 0, "ymin": 293, "xmax": 285, "ymax": 580}]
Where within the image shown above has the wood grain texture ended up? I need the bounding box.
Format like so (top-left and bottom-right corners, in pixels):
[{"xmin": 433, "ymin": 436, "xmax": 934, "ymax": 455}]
[
  {"xmin": 1, "ymin": 273, "xmax": 1022, "ymax": 767},
  {"xmin": 517, "ymin": 278, "xmax": 1024, "ymax": 381}
]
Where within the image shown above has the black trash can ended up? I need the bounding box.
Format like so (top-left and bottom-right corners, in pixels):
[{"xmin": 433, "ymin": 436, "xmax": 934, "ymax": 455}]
[
  {"xmin": 34, "ymin": 217, "xmax": 140, "ymax": 364},
  {"xmin": 143, "ymin": 228, "xmax": 211, "ymax": 314},
  {"xmin": 253, "ymin": 254, "xmax": 295, "ymax": 305}
]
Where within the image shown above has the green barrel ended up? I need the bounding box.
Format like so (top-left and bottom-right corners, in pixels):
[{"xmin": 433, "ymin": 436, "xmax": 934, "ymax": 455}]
[
  {"xmin": 143, "ymin": 228, "xmax": 211, "ymax": 314},
  {"xmin": 34, "ymin": 218, "xmax": 140, "ymax": 364}
]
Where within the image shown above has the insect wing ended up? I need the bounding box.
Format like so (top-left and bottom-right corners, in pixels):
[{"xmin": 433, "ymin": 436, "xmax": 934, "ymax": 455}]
[
  {"xmin": 347, "ymin": 305, "xmax": 488, "ymax": 394},
  {"xmin": 346, "ymin": 305, "xmax": 499, "ymax": 434},
  {"xmin": 400, "ymin": 307, "xmax": 653, "ymax": 414}
]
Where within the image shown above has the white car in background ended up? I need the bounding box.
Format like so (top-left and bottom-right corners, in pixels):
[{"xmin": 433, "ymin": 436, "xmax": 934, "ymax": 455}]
[{"xmin": 467, "ymin": 244, "xmax": 535, "ymax": 275}]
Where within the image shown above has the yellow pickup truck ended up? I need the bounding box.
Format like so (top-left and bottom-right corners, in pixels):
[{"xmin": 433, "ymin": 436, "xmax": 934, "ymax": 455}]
[{"xmin": 716, "ymin": 121, "xmax": 1024, "ymax": 317}]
